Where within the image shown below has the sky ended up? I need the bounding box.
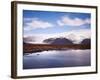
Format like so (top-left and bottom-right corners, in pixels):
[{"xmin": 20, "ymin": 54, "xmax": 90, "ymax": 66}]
[{"xmin": 23, "ymin": 10, "xmax": 91, "ymax": 44}]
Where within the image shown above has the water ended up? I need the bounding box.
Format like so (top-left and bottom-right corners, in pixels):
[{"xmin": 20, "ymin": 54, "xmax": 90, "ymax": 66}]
[{"xmin": 23, "ymin": 49, "xmax": 91, "ymax": 69}]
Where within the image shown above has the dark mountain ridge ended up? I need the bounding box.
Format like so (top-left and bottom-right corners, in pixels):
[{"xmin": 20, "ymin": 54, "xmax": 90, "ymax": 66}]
[{"xmin": 43, "ymin": 37, "xmax": 73, "ymax": 45}]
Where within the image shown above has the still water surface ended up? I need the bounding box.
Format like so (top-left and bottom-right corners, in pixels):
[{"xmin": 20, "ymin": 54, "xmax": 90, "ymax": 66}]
[{"xmin": 23, "ymin": 49, "xmax": 91, "ymax": 69}]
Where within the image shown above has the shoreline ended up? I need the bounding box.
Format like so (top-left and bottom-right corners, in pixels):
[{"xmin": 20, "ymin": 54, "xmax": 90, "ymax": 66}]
[{"xmin": 23, "ymin": 43, "xmax": 91, "ymax": 54}]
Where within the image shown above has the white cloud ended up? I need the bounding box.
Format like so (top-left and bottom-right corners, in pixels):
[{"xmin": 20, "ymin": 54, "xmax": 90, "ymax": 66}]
[
  {"xmin": 65, "ymin": 29, "xmax": 91, "ymax": 43},
  {"xmin": 57, "ymin": 16, "xmax": 91, "ymax": 26},
  {"xmin": 57, "ymin": 20, "xmax": 64, "ymax": 26},
  {"xmin": 24, "ymin": 18, "xmax": 54, "ymax": 30}
]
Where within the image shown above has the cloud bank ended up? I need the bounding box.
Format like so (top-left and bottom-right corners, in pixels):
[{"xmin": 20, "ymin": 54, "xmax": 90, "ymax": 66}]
[{"xmin": 24, "ymin": 29, "xmax": 91, "ymax": 44}]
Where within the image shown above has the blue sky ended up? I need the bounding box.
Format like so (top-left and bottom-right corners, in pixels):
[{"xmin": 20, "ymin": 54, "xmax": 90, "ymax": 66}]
[{"xmin": 23, "ymin": 10, "xmax": 91, "ymax": 36}]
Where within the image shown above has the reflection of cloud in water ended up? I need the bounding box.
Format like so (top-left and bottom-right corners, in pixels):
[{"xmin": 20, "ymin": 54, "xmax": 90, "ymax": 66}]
[
  {"xmin": 24, "ymin": 49, "xmax": 90, "ymax": 58},
  {"xmin": 23, "ymin": 49, "xmax": 91, "ymax": 69}
]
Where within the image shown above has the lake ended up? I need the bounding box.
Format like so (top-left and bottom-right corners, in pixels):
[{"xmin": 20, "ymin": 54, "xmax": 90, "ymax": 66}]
[{"xmin": 23, "ymin": 49, "xmax": 91, "ymax": 69}]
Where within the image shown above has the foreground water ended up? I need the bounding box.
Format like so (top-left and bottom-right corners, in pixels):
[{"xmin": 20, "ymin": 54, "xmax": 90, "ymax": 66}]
[{"xmin": 23, "ymin": 49, "xmax": 91, "ymax": 69}]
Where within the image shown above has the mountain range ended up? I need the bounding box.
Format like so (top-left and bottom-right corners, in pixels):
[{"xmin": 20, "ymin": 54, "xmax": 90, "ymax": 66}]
[
  {"xmin": 43, "ymin": 37, "xmax": 90, "ymax": 45},
  {"xmin": 23, "ymin": 36, "xmax": 90, "ymax": 45},
  {"xmin": 24, "ymin": 29, "xmax": 90, "ymax": 44},
  {"xmin": 43, "ymin": 38, "xmax": 73, "ymax": 45}
]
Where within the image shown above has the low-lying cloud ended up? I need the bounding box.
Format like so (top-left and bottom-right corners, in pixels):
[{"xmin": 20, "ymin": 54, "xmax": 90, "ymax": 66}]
[{"xmin": 24, "ymin": 29, "xmax": 91, "ymax": 44}]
